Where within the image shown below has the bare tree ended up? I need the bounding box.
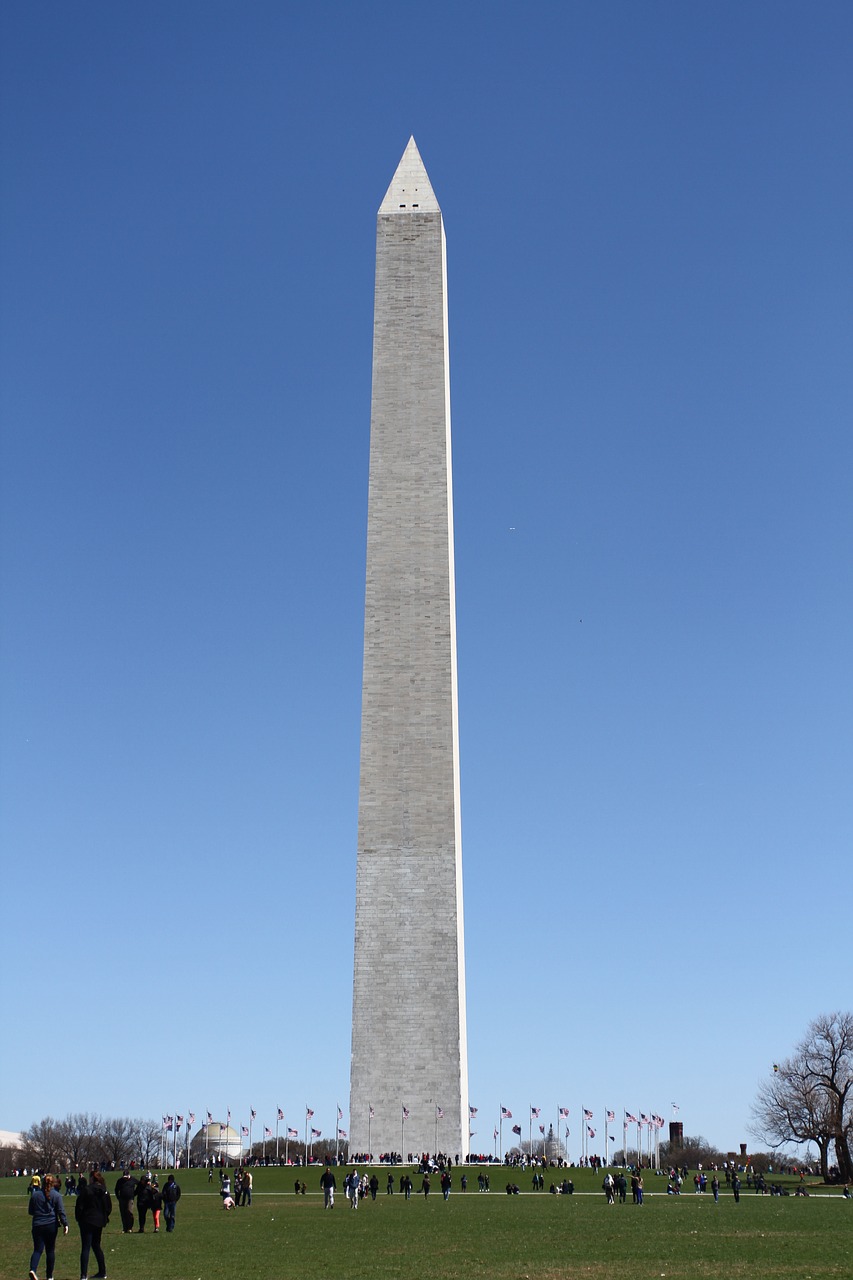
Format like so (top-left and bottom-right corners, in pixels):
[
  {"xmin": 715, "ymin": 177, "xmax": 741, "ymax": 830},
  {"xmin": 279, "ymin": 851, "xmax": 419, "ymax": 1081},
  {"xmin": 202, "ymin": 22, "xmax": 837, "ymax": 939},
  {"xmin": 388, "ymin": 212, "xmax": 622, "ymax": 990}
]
[
  {"xmin": 56, "ymin": 1113, "xmax": 101, "ymax": 1171},
  {"xmin": 97, "ymin": 1116, "xmax": 136, "ymax": 1169},
  {"xmin": 751, "ymin": 1011, "xmax": 853, "ymax": 1181},
  {"xmin": 21, "ymin": 1117, "xmax": 63, "ymax": 1173},
  {"xmin": 133, "ymin": 1118, "xmax": 164, "ymax": 1169}
]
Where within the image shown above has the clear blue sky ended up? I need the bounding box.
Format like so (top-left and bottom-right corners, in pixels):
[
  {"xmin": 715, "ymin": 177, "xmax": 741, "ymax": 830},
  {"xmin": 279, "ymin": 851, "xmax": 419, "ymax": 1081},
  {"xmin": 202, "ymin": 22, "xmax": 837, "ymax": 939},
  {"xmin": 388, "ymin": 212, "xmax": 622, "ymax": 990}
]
[{"xmin": 2, "ymin": 1, "xmax": 851, "ymax": 1158}]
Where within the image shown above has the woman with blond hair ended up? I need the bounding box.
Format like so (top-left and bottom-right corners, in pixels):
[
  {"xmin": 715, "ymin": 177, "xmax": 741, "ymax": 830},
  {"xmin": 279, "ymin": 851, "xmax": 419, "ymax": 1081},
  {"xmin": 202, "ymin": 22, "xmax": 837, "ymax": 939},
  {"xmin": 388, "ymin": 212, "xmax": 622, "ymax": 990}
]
[{"xmin": 27, "ymin": 1173, "xmax": 68, "ymax": 1280}]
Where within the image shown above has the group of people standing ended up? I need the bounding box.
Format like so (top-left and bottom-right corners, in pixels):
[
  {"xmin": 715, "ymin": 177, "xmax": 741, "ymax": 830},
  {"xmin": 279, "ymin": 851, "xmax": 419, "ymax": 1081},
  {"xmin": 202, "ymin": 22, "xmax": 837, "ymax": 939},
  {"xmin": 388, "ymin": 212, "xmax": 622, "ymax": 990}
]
[
  {"xmin": 114, "ymin": 1169, "xmax": 182, "ymax": 1233},
  {"xmin": 25, "ymin": 1168, "xmax": 182, "ymax": 1280}
]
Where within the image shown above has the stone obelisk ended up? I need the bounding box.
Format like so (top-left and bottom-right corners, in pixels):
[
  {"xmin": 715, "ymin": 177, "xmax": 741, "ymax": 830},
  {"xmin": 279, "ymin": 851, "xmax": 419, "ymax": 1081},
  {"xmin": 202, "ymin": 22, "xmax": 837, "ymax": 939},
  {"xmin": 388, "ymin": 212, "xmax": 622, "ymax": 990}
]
[{"xmin": 349, "ymin": 138, "xmax": 468, "ymax": 1160}]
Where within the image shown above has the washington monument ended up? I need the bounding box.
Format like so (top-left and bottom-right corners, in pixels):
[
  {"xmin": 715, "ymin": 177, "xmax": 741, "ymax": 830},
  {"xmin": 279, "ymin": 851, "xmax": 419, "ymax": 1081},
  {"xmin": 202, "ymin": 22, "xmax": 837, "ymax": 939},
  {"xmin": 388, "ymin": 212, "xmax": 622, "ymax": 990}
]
[{"xmin": 349, "ymin": 139, "xmax": 469, "ymax": 1159}]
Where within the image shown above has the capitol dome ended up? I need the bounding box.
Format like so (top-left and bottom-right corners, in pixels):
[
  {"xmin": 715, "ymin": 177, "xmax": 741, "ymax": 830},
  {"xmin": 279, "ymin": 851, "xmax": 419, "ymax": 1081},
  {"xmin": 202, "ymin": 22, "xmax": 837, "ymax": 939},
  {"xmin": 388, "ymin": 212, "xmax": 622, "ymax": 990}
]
[{"xmin": 190, "ymin": 1122, "xmax": 242, "ymax": 1163}]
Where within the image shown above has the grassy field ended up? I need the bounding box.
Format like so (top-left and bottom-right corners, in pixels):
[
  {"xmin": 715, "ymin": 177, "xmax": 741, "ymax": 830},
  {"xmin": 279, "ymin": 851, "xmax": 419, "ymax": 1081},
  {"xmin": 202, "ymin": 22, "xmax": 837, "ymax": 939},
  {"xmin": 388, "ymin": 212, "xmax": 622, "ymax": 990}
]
[{"xmin": 1, "ymin": 1167, "xmax": 850, "ymax": 1280}]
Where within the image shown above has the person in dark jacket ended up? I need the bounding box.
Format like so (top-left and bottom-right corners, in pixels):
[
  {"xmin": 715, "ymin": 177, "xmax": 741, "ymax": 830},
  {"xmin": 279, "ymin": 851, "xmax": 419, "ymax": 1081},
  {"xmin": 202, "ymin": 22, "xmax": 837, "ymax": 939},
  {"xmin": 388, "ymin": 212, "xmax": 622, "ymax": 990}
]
[
  {"xmin": 75, "ymin": 1170, "xmax": 111, "ymax": 1280},
  {"xmin": 114, "ymin": 1170, "xmax": 138, "ymax": 1233},
  {"xmin": 135, "ymin": 1173, "xmax": 152, "ymax": 1232},
  {"xmin": 162, "ymin": 1174, "xmax": 181, "ymax": 1232},
  {"xmin": 28, "ymin": 1173, "xmax": 68, "ymax": 1280}
]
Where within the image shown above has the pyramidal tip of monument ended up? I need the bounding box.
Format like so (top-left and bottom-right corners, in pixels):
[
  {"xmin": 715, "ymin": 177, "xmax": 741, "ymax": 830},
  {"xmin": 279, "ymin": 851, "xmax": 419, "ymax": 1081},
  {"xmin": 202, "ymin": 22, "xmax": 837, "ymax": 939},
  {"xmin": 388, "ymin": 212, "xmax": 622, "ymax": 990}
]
[{"xmin": 379, "ymin": 136, "xmax": 440, "ymax": 214}]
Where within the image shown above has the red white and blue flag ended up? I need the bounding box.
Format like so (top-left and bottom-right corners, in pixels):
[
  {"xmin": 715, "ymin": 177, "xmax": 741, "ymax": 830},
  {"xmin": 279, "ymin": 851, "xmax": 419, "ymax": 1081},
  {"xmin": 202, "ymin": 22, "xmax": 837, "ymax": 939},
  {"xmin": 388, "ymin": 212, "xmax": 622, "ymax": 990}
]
[
  {"xmin": 402, "ymin": 1106, "xmax": 410, "ymax": 1120},
  {"xmin": 470, "ymin": 1105, "xmax": 478, "ymax": 1117},
  {"xmin": 339, "ymin": 1128, "xmax": 348, "ymax": 1139},
  {"xmin": 338, "ymin": 1106, "xmax": 343, "ymax": 1120},
  {"xmin": 539, "ymin": 1124, "xmax": 545, "ymax": 1135},
  {"xmin": 188, "ymin": 1113, "xmax": 195, "ymax": 1127},
  {"xmin": 606, "ymin": 1110, "xmax": 615, "ymax": 1122},
  {"xmin": 277, "ymin": 1108, "xmax": 285, "ymax": 1121},
  {"xmin": 588, "ymin": 1127, "xmax": 595, "ymax": 1138},
  {"xmin": 251, "ymin": 1109, "xmax": 256, "ymax": 1120},
  {"xmin": 241, "ymin": 1126, "xmax": 249, "ymax": 1137},
  {"xmin": 511, "ymin": 1124, "xmax": 522, "ymax": 1136},
  {"xmin": 311, "ymin": 1127, "xmax": 322, "ymax": 1139},
  {"xmin": 625, "ymin": 1112, "xmax": 638, "ymax": 1123},
  {"xmin": 583, "ymin": 1108, "xmax": 593, "ymax": 1120},
  {"xmin": 559, "ymin": 1107, "xmax": 569, "ymax": 1118},
  {"xmin": 501, "ymin": 1106, "xmax": 512, "ymax": 1119},
  {"xmin": 436, "ymin": 1106, "xmax": 444, "ymax": 1118},
  {"xmin": 287, "ymin": 1127, "xmax": 298, "ymax": 1138},
  {"xmin": 531, "ymin": 1106, "xmax": 540, "ymax": 1118},
  {"xmin": 264, "ymin": 1127, "xmax": 272, "ymax": 1138},
  {"xmin": 306, "ymin": 1107, "xmax": 314, "ymax": 1118}
]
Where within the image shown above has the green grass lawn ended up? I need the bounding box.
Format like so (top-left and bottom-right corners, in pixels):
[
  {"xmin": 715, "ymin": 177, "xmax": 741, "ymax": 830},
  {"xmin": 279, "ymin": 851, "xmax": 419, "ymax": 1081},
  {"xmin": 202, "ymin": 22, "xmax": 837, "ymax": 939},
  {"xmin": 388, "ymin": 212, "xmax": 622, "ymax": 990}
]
[{"xmin": 1, "ymin": 1168, "xmax": 850, "ymax": 1280}]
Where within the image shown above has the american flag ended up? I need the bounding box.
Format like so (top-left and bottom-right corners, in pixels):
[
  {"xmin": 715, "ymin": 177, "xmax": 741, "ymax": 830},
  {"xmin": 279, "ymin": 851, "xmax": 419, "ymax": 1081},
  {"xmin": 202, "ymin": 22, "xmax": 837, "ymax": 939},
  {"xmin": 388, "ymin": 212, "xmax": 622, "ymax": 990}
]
[
  {"xmin": 188, "ymin": 1113, "xmax": 195, "ymax": 1127},
  {"xmin": 311, "ymin": 1127, "xmax": 322, "ymax": 1138},
  {"xmin": 369, "ymin": 1105, "xmax": 375, "ymax": 1118},
  {"xmin": 531, "ymin": 1106, "xmax": 540, "ymax": 1118},
  {"xmin": 672, "ymin": 1103, "xmax": 679, "ymax": 1112},
  {"xmin": 227, "ymin": 1109, "xmax": 231, "ymax": 1123},
  {"xmin": 493, "ymin": 1127, "xmax": 499, "ymax": 1139},
  {"xmin": 251, "ymin": 1109, "xmax": 257, "ymax": 1120},
  {"xmin": 436, "ymin": 1106, "xmax": 444, "ymax": 1118},
  {"xmin": 583, "ymin": 1108, "xmax": 593, "ymax": 1120},
  {"xmin": 625, "ymin": 1112, "xmax": 638, "ymax": 1123},
  {"xmin": 338, "ymin": 1106, "xmax": 343, "ymax": 1120},
  {"xmin": 501, "ymin": 1106, "xmax": 512, "ymax": 1119},
  {"xmin": 469, "ymin": 1105, "xmax": 478, "ymax": 1117},
  {"xmin": 565, "ymin": 1126, "xmax": 570, "ymax": 1138},
  {"xmin": 338, "ymin": 1128, "xmax": 348, "ymax": 1139},
  {"xmin": 241, "ymin": 1126, "xmax": 249, "ymax": 1137},
  {"xmin": 606, "ymin": 1110, "xmax": 615, "ymax": 1122},
  {"xmin": 306, "ymin": 1107, "xmax": 314, "ymax": 1118},
  {"xmin": 539, "ymin": 1124, "xmax": 545, "ymax": 1135},
  {"xmin": 207, "ymin": 1110, "xmax": 213, "ymax": 1124},
  {"xmin": 277, "ymin": 1108, "xmax": 284, "ymax": 1121},
  {"xmin": 588, "ymin": 1127, "xmax": 595, "ymax": 1138},
  {"xmin": 264, "ymin": 1126, "xmax": 272, "ymax": 1137},
  {"xmin": 559, "ymin": 1107, "xmax": 569, "ymax": 1118},
  {"xmin": 640, "ymin": 1113, "xmax": 649, "ymax": 1123},
  {"xmin": 402, "ymin": 1106, "xmax": 410, "ymax": 1120},
  {"xmin": 287, "ymin": 1127, "xmax": 298, "ymax": 1138},
  {"xmin": 176, "ymin": 1114, "xmax": 184, "ymax": 1126},
  {"xmin": 511, "ymin": 1124, "xmax": 522, "ymax": 1136}
]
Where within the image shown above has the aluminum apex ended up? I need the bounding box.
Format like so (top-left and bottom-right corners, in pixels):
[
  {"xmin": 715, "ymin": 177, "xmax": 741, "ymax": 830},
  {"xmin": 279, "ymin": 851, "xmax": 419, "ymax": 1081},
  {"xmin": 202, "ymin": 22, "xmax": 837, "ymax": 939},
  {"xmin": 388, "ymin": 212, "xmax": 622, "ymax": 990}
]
[{"xmin": 378, "ymin": 136, "xmax": 440, "ymax": 215}]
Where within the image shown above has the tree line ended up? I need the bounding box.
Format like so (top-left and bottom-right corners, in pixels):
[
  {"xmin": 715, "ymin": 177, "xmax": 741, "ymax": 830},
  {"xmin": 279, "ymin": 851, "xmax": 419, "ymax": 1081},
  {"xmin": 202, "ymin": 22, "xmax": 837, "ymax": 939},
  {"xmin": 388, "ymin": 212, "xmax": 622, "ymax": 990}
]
[{"xmin": 1, "ymin": 1114, "xmax": 164, "ymax": 1174}]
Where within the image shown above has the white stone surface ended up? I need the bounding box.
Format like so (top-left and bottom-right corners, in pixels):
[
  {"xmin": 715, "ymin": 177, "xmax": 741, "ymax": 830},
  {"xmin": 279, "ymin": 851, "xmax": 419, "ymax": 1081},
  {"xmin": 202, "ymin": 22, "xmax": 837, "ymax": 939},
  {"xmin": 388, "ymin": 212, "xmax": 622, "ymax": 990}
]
[{"xmin": 350, "ymin": 139, "xmax": 468, "ymax": 1160}]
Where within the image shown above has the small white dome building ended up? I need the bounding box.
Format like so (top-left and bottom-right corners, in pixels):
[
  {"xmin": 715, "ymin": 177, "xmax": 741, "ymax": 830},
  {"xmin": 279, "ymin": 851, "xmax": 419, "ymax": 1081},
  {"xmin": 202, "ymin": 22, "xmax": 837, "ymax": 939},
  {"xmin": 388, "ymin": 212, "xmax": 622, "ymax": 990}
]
[{"xmin": 190, "ymin": 1122, "xmax": 242, "ymax": 1164}]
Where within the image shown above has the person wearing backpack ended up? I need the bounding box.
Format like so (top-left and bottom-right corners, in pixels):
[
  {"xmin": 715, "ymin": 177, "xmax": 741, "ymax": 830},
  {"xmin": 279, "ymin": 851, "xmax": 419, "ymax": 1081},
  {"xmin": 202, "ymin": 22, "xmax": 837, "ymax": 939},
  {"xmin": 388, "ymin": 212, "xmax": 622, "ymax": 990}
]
[
  {"xmin": 75, "ymin": 1169, "xmax": 111, "ymax": 1280},
  {"xmin": 162, "ymin": 1174, "xmax": 182, "ymax": 1232}
]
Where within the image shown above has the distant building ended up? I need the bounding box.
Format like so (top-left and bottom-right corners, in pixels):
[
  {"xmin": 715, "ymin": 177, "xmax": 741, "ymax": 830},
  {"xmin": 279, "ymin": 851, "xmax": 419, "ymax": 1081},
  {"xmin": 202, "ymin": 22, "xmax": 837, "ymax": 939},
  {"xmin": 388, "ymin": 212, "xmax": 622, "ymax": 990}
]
[
  {"xmin": 669, "ymin": 1121, "xmax": 684, "ymax": 1148},
  {"xmin": 189, "ymin": 1122, "xmax": 242, "ymax": 1164}
]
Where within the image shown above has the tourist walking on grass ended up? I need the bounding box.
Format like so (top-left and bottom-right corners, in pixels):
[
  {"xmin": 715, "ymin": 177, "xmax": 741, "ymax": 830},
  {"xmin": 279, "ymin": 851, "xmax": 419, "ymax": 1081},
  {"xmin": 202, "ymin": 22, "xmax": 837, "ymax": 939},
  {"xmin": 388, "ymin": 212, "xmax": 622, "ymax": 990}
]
[
  {"xmin": 28, "ymin": 1173, "xmax": 68, "ymax": 1280},
  {"xmin": 162, "ymin": 1174, "xmax": 181, "ymax": 1232},
  {"xmin": 114, "ymin": 1170, "xmax": 137, "ymax": 1233},
  {"xmin": 150, "ymin": 1177, "xmax": 163, "ymax": 1231},
  {"xmin": 75, "ymin": 1169, "xmax": 111, "ymax": 1280},
  {"xmin": 320, "ymin": 1167, "xmax": 336, "ymax": 1209}
]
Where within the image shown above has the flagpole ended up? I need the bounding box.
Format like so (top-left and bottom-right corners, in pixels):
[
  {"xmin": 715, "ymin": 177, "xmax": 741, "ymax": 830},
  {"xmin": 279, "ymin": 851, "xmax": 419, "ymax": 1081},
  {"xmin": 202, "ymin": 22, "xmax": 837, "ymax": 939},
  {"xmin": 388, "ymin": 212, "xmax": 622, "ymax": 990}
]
[
  {"xmin": 400, "ymin": 1106, "xmax": 405, "ymax": 1160},
  {"xmin": 499, "ymin": 1109, "xmax": 503, "ymax": 1163},
  {"xmin": 276, "ymin": 1114, "xmax": 280, "ymax": 1164},
  {"xmin": 368, "ymin": 1104, "xmax": 372, "ymax": 1161},
  {"xmin": 528, "ymin": 1110, "xmax": 532, "ymax": 1160},
  {"xmin": 434, "ymin": 1108, "xmax": 438, "ymax": 1156},
  {"xmin": 173, "ymin": 1115, "xmax": 178, "ymax": 1168},
  {"xmin": 336, "ymin": 1104, "xmax": 340, "ymax": 1167},
  {"xmin": 604, "ymin": 1113, "xmax": 608, "ymax": 1164}
]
